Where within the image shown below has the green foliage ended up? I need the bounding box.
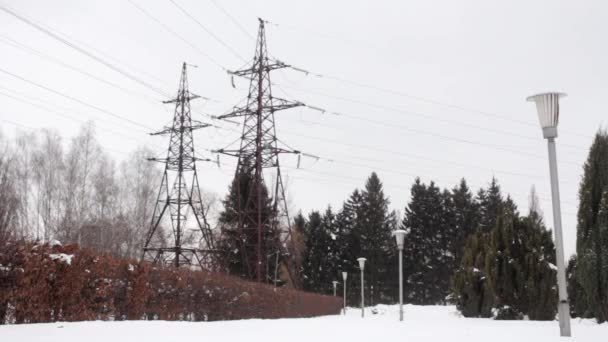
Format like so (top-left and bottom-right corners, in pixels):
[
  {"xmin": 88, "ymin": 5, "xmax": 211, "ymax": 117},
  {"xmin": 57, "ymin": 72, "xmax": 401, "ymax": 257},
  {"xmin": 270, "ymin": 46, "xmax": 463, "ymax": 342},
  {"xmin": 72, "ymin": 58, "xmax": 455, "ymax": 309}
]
[
  {"xmin": 452, "ymin": 207, "xmax": 558, "ymax": 320},
  {"xmin": 217, "ymin": 170, "xmax": 277, "ymax": 280},
  {"xmin": 402, "ymin": 179, "xmax": 452, "ymax": 304},
  {"xmin": 573, "ymin": 130, "xmax": 608, "ymax": 322},
  {"xmin": 300, "ymin": 173, "xmax": 397, "ymax": 303}
]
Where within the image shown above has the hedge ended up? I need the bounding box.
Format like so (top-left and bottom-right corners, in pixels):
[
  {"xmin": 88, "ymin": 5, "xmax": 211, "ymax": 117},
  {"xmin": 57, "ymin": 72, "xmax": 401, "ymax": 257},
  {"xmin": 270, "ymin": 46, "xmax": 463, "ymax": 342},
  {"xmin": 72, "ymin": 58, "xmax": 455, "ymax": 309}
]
[{"xmin": 0, "ymin": 240, "xmax": 341, "ymax": 324}]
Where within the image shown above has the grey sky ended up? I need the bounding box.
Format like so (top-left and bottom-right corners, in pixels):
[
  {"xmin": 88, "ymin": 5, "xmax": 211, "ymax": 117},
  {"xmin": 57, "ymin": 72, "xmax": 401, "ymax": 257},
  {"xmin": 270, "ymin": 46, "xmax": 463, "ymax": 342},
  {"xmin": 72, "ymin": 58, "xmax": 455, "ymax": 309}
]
[{"xmin": 1, "ymin": 0, "xmax": 607, "ymax": 257}]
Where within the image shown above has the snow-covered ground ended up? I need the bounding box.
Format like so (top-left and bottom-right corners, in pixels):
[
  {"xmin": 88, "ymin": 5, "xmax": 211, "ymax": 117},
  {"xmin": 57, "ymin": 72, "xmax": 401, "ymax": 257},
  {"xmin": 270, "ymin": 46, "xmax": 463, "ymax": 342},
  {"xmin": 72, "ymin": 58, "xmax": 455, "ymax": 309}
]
[{"xmin": 1, "ymin": 304, "xmax": 605, "ymax": 342}]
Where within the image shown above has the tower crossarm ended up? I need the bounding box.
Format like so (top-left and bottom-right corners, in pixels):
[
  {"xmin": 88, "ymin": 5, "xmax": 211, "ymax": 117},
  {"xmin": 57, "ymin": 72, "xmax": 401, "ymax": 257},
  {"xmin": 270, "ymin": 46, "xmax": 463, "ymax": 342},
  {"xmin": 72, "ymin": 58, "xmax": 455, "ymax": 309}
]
[{"xmin": 150, "ymin": 121, "xmax": 211, "ymax": 136}]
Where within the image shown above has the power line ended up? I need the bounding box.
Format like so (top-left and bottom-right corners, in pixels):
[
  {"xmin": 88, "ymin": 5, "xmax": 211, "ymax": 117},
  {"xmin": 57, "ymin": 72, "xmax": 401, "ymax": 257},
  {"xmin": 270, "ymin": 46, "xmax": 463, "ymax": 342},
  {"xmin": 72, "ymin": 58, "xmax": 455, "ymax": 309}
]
[
  {"xmin": 0, "ymin": 89, "xmax": 160, "ymax": 147},
  {"xmin": 0, "ymin": 3, "xmax": 171, "ymax": 98},
  {"xmin": 0, "ymin": 67, "xmax": 153, "ymax": 131},
  {"xmin": 127, "ymin": 0, "xmax": 227, "ymax": 71},
  {"xmin": 167, "ymin": 0, "xmax": 247, "ymax": 63},
  {"xmin": 280, "ymin": 83, "xmax": 586, "ymax": 150},
  {"xmin": 265, "ymin": 21, "xmax": 589, "ymax": 138},
  {"xmin": 0, "ymin": 34, "xmax": 164, "ymax": 106},
  {"xmin": 207, "ymin": 0, "xmax": 256, "ymax": 41}
]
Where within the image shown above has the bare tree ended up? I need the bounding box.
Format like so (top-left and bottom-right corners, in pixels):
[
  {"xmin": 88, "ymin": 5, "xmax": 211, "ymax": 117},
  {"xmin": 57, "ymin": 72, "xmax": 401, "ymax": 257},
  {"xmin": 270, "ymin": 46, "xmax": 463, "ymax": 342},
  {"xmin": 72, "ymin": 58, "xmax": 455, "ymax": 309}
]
[
  {"xmin": 0, "ymin": 136, "xmax": 20, "ymax": 244},
  {"xmin": 32, "ymin": 129, "xmax": 64, "ymax": 242},
  {"xmin": 528, "ymin": 185, "xmax": 544, "ymax": 224},
  {"xmin": 117, "ymin": 146, "xmax": 161, "ymax": 258}
]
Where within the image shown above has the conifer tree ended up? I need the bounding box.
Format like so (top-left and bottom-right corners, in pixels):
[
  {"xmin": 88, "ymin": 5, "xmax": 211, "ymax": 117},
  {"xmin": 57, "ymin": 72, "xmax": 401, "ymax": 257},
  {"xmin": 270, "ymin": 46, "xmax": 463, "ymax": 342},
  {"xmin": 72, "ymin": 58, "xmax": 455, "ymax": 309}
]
[
  {"xmin": 302, "ymin": 211, "xmax": 325, "ymax": 291},
  {"xmin": 450, "ymin": 179, "xmax": 480, "ymax": 266},
  {"xmin": 478, "ymin": 178, "xmax": 504, "ymax": 233},
  {"xmin": 335, "ymin": 189, "xmax": 364, "ymax": 303},
  {"xmin": 358, "ymin": 172, "xmax": 396, "ymax": 304},
  {"xmin": 574, "ymin": 130, "xmax": 608, "ymax": 322},
  {"xmin": 402, "ymin": 179, "xmax": 451, "ymax": 304},
  {"xmin": 217, "ymin": 171, "xmax": 276, "ymax": 280},
  {"xmin": 452, "ymin": 231, "xmax": 493, "ymax": 317},
  {"xmin": 452, "ymin": 206, "xmax": 557, "ymax": 320}
]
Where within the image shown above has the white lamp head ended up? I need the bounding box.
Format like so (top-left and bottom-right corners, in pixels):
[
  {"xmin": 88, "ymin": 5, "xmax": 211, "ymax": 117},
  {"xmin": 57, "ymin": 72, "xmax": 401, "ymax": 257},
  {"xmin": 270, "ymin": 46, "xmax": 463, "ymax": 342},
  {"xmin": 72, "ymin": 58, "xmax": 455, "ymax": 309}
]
[
  {"xmin": 394, "ymin": 229, "xmax": 406, "ymax": 250},
  {"xmin": 357, "ymin": 257, "xmax": 367, "ymax": 270},
  {"xmin": 526, "ymin": 92, "xmax": 566, "ymax": 139},
  {"xmin": 333, "ymin": 280, "xmax": 339, "ymax": 286},
  {"xmin": 342, "ymin": 271, "xmax": 347, "ymax": 281}
]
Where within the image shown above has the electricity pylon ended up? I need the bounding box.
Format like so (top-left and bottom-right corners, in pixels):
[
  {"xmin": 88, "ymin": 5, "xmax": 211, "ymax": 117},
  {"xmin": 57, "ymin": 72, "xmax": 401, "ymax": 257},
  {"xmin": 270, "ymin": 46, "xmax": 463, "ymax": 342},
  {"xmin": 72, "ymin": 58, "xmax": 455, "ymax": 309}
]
[
  {"xmin": 215, "ymin": 18, "xmax": 303, "ymax": 284},
  {"xmin": 143, "ymin": 62, "xmax": 216, "ymax": 269}
]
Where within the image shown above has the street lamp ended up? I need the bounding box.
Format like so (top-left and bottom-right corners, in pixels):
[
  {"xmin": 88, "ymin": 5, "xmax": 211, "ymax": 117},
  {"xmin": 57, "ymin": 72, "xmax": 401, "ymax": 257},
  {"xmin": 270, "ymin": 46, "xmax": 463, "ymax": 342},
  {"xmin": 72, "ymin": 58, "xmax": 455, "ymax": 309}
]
[
  {"xmin": 527, "ymin": 92, "xmax": 571, "ymax": 337},
  {"xmin": 357, "ymin": 257, "xmax": 366, "ymax": 318},
  {"xmin": 342, "ymin": 271, "xmax": 347, "ymax": 315},
  {"xmin": 394, "ymin": 229, "xmax": 406, "ymax": 321},
  {"xmin": 332, "ymin": 280, "xmax": 339, "ymax": 296}
]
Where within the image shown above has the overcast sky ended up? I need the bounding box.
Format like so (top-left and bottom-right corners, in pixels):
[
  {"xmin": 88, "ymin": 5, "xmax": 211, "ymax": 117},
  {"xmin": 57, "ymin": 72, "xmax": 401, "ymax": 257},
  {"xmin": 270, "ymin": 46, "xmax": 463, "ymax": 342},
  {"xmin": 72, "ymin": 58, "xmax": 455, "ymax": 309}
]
[{"xmin": 1, "ymin": 0, "xmax": 607, "ymax": 257}]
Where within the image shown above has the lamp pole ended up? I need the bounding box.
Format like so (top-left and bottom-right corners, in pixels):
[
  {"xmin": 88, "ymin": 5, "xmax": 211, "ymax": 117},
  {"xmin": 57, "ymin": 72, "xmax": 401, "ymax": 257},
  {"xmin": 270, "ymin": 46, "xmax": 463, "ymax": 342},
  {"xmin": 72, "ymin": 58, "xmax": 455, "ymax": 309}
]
[
  {"xmin": 342, "ymin": 271, "xmax": 347, "ymax": 315},
  {"xmin": 394, "ymin": 229, "xmax": 406, "ymax": 321},
  {"xmin": 357, "ymin": 257, "xmax": 366, "ymax": 318},
  {"xmin": 527, "ymin": 92, "xmax": 571, "ymax": 337},
  {"xmin": 332, "ymin": 281, "xmax": 339, "ymax": 296}
]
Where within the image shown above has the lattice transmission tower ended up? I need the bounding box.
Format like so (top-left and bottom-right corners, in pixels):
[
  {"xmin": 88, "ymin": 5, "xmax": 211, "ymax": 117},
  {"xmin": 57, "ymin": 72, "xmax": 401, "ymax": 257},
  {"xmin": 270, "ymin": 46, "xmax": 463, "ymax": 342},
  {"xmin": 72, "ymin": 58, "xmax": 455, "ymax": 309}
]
[
  {"xmin": 143, "ymin": 62, "xmax": 216, "ymax": 269},
  {"xmin": 215, "ymin": 18, "xmax": 303, "ymax": 283}
]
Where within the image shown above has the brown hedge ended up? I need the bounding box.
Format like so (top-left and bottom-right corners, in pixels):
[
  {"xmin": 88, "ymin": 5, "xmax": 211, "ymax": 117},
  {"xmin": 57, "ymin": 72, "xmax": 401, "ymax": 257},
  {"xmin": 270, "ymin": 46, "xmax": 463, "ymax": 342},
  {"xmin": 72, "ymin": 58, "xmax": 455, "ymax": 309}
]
[{"xmin": 0, "ymin": 241, "xmax": 341, "ymax": 324}]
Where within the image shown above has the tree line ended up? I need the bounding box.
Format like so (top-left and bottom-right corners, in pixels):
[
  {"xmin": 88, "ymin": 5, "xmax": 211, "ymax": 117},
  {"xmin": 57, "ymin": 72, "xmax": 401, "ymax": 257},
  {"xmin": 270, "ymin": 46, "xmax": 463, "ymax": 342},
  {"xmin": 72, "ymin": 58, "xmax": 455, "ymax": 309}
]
[
  {"xmin": 0, "ymin": 123, "xmax": 161, "ymax": 258},
  {"xmin": 296, "ymin": 130, "xmax": 608, "ymax": 322},
  {"xmin": 2, "ymin": 122, "xmax": 607, "ymax": 323}
]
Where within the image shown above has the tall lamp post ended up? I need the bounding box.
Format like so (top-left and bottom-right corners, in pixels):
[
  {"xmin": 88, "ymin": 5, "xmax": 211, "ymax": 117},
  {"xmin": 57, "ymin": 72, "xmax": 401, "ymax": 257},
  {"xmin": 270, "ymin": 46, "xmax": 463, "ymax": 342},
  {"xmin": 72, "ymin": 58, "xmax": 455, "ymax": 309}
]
[
  {"xmin": 332, "ymin": 280, "xmax": 339, "ymax": 296},
  {"xmin": 357, "ymin": 257, "xmax": 366, "ymax": 318},
  {"xmin": 342, "ymin": 272, "xmax": 347, "ymax": 315},
  {"xmin": 527, "ymin": 92, "xmax": 571, "ymax": 337},
  {"xmin": 394, "ymin": 229, "xmax": 406, "ymax": 321}
]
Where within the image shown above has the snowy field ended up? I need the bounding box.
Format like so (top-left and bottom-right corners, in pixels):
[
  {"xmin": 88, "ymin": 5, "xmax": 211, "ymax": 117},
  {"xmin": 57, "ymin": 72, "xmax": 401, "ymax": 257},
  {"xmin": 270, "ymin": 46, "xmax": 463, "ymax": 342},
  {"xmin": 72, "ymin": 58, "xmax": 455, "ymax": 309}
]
[{"xmin": 1, "ymin": 304, "xmax": 606, "ymax": 342}]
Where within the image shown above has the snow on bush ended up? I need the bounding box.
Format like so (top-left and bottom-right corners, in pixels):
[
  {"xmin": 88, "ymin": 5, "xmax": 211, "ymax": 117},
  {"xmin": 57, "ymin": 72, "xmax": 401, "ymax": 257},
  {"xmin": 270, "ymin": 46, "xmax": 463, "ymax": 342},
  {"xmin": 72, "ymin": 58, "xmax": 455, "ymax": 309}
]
[{"xmin": 0, "ymin": 240, "xmax": 341, "ymax": 324}]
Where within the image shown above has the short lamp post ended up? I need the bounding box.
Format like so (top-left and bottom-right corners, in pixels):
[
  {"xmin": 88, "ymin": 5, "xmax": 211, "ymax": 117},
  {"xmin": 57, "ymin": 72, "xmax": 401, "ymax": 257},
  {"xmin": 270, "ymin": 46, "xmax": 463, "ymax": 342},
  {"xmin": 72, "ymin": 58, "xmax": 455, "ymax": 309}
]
[
  {"xmin": 357, "ymin": 257, "xmax": 366, "ymax": 318},
  {"xmin": 527, "ymin": 92, "xmax": 571, "ymax": 337},
  {"xmin": 342, "ymin": 271, "xmax": 348, "ymax": 315},
  {"xmin": 332, "ymin": 280, "xmax": 339, "ymax": 296},
  {"xmin": 394, "ymin": 229, "xmax": 406, "ymax": 321}
]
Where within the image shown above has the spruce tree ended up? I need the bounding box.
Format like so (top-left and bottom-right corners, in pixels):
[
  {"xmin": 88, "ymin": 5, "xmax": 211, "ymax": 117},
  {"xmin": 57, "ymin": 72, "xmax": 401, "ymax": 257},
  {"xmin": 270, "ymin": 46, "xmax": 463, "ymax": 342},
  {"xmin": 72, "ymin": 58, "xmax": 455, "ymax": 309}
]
[
  {"xmin": 402, "ymin": 179, "xmax": 451, "ymax": 304},
  {"xmin": 336, "ymin": 189, "xmax": 364, "ymax": 304},
  {"xmin": 452, "ymin": 231, "xmax": 493, "ymax": 317},
  {"xmin": 320, "ymin": 206, "xmax": 341, "ymax": 293},
  {"xmin": 478, "ymin": 178, "xmax": 504, "ymax": 233},
  {"xmin": 358, "ymin": 172, "xmax": 396, "ymax": 304},
  {"xmin": 575, "ymin": 130, "xmax": 608, "ymax": 322},
  {"xmin": 450, "ymin": 179, "xmax": 480, "ymax": 267},
  {"xmin": 452, "ymin": 206, "xmax": 558, "ymax": 320},
  {"xmin": 217, "ymin": 170, "xmax": 276, "ymax": 280},
  {"xmin": 302, "ymin": 211, "xmax": 325, "ymax": 291}
]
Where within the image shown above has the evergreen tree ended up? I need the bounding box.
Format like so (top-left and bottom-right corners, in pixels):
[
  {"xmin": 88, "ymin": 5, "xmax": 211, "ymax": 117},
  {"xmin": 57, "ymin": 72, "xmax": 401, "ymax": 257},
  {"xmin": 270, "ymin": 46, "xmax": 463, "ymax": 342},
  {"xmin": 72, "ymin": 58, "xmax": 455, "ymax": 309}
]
[
  {"xmin": 335, "ymin": 189, "xmax": 364, "ymax": 304},
  {"xmin": 450, "ymin": 179, "xmax": 480, "ymax": 267},
  {"xmin": 402, "ymin": 179, "xmax": 452, "ymax": 304},
  {"xmin": 217, "ymin": 170, "xmax": 277, "ymax": 280},
  {"xmin": 320, "ymin": 206, "xmax": 341, "ymax": 293},
  {"xmin": 451, "ymin": 231, "xmax": 493, "ymax": 317},
  {"xmin": 287, "ymin": 212, "xmax": 307, "ymax": 286},
  {"xmin": 302, "ymin": 211, "xmax": 325, "ymax": 292},
  {"xmin": 358, "ymin": 172, "xmax": 396, "ymax": 304},
  {"xmin": 452, "ymin": 207, "xmax": 557, "ymax": 320},
  {"xmin": 574, "ymin": 130, "xmax": 608, "ymax": 322},
  {"xmin": 478, "ymin": 178, "xmax": 504, "ymax": 233}
]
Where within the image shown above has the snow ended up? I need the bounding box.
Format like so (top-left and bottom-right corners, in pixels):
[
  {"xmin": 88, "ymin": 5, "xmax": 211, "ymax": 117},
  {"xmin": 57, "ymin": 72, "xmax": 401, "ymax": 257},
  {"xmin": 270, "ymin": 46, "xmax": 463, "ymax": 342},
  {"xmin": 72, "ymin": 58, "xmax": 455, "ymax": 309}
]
[
  {"xmin": 547, "ymin": 262, "xmax": 558, "ymax": 271},
  {"xmin": 49, "ymin": 253, "xmax": 74, "ymax": 265},
  {"xmin": 49, "ymin": 239, "xmax": 62, "ymax": 247},
  {"xmin": 0, "ymin": 304, "xmax": 605, "ymax": 342}
]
